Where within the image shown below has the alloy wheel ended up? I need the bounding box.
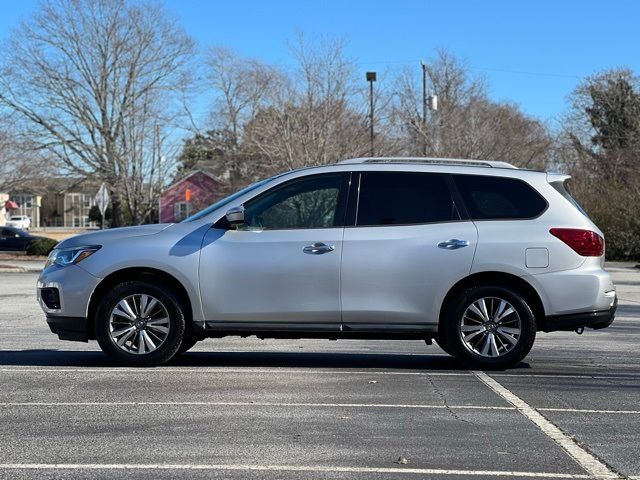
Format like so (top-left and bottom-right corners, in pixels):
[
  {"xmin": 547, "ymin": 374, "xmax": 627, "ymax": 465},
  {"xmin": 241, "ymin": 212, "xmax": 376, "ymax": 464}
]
[
  {"xmin": 459, "ymin": 296, "xmax": 522, "ymax": 358},
  {"xmin": 108, "ymin": 294, "xmax": 170, "ymax": 355}
]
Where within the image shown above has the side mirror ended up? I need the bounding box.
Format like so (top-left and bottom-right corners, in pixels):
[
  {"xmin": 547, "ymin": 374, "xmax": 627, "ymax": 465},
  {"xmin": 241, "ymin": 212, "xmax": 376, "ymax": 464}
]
[{"xmin": 225, "ymin": 205, "xmax": 245, "ymax": 227}]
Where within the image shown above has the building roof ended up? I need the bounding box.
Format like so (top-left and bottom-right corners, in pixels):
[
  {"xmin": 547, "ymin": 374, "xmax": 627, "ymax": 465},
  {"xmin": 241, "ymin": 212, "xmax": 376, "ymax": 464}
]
[{"xmin": 162, "ymin": 170, "xmax": 217, "ymax": 194}]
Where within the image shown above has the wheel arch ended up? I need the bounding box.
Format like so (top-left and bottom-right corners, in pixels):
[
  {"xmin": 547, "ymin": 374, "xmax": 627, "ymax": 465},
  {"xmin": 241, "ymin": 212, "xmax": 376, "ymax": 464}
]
[
  {"xmin": 438, "ymin": 271, "xmax": 545, "ymax": 331},
  {"xmin": 86, "ymin": 267, "xmax": 193, "ymax": 339}
]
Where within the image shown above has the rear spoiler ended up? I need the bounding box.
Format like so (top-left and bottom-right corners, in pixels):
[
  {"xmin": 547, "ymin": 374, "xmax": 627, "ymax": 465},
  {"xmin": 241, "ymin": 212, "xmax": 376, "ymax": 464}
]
[{"xmin": 546, "ymin": 172, "xmax": 571, "ymax": 183}]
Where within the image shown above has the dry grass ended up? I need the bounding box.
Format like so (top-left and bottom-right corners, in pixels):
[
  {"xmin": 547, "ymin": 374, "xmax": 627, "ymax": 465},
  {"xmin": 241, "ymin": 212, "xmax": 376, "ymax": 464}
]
[{"xmin": 30, "ymin": 229, "xmax": 88, "ymax": 242}]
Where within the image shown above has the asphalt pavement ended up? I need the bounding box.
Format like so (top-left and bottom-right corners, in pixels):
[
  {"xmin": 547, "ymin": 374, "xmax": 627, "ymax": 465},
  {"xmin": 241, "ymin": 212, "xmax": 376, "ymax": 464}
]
[{"xmin": 0, "ymin": 264, "xmax": 639, "ymax": 480}]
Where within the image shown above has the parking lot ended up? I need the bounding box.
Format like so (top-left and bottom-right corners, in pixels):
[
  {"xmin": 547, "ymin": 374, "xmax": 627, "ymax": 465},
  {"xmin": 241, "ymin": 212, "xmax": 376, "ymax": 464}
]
[{"xmin": 0, "ymin": 265, "xmax": 639, "ymax": 480}]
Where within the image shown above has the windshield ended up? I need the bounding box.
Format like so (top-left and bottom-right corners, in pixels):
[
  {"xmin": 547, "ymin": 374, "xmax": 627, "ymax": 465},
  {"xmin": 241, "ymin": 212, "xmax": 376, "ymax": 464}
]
[
  {"xmin": 182, "ymin": 175, "xmax": 278, "ymax": 223},
  {"xmin": 10, "ymin": 217, "xmax": 24, "ymax": 221}
]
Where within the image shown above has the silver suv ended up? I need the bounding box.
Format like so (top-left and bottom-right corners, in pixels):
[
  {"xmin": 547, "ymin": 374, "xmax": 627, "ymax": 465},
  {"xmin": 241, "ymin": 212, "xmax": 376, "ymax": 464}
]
[{"xmin": 37, "ymin": 158, "xmax": 617, "ymax": 368}]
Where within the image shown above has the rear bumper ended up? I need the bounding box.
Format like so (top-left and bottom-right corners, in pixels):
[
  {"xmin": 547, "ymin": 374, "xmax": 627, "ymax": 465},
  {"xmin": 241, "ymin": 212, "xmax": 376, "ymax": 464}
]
[
  {"xmin": 540, "ymin": 296, "xmax": 617, "ymax": 332},
  {"xmin": 46, "ymin": 315, "xmax": 89, "ymax": 342}
]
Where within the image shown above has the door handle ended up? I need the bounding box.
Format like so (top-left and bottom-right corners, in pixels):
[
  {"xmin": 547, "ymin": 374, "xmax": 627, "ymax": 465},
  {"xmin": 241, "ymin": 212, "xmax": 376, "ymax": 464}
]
[
  {"xmin": 303, "ymin": 242, "xmax": 335, "ymax": 255},
  {"xmin": 437, "ymin": 239, "xmax": 470, "ymax": 250}
]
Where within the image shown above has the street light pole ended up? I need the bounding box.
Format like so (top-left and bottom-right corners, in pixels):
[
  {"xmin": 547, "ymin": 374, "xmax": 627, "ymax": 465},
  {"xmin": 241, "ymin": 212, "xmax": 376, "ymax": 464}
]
[
  {"xmin": 366, "ymin": 71, "xmax": 377, "ymax": 157},
  {"xmin": 421, "ymin": 60, "xmax": 428, "ymax": 156}
]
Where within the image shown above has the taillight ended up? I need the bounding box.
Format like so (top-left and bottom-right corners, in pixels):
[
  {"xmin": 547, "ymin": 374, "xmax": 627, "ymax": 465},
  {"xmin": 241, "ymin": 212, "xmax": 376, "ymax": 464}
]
[{"xmin": 549, "ymin": 228, "xmax": 604, "ymax": 256}]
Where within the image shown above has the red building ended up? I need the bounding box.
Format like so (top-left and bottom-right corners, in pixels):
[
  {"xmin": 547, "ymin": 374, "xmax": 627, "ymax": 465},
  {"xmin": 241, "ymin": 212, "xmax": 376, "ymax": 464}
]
[{"xmin": 159, "ymin": 171, "xmax": 217, "ymax": 223}]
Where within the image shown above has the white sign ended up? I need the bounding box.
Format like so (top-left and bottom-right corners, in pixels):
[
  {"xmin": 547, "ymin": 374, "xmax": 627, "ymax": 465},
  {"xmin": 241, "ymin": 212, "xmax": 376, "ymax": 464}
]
[{"xmin": 94, "ymin": 183, "xmax": 110, "ymax": 228}]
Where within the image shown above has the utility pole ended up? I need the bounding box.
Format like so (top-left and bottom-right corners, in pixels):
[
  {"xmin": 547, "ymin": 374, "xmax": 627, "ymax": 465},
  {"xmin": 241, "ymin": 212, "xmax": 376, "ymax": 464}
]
[
  {"xmin": 421, "ymin": 60, "xmax": 428, "ymax": 156},
  {"xmin": 366, "ymin": 71, "xmax": 377, "ymax": 156}
]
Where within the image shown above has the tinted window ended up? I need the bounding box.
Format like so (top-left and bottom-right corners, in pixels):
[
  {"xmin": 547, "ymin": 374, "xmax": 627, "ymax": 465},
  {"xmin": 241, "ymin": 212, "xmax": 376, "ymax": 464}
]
[
  {"xmin": 550, "ymin": 180, "xmax": 588, "ymax": 217},
  {"xmin": 356, "ymin": 172, "xmax": 459, "ymax": 226},
  {"xmin": 453, "ymin": 175, "xmax": 546, "ymax": 220},
  {"xmin": 243, "ymin": 173, "xmax": 346, "ymax": 230}
]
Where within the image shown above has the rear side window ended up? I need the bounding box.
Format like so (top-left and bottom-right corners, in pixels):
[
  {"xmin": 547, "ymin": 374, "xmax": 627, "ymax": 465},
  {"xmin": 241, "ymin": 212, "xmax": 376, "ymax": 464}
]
[
  {"xmin": 550, "ymin": 180, "xmax": 588, "ymax": 217},
  {"xmin": 356, "ymin": 172, "xmax": 459, "ymax": 226},
  {"xmin": 453, "ymin": 175, "xmax": 547, "ymax": 220}
]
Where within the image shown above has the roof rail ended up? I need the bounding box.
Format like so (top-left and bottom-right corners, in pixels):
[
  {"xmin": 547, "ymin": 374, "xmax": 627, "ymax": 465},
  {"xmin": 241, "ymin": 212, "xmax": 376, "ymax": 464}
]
[{"xmin": 338, "ymin": 157, "xmax": 518, "ymax": 169}]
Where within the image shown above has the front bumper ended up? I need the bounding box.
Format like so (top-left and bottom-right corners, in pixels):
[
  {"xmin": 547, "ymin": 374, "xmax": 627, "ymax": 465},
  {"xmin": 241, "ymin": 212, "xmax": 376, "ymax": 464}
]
[
  {"xmin": 539, "ymin": 295, "xmax": 617, "ymax": 332},
  {"xmin": 38, "ymin": 264, "xmax": 101, "ymax": 342},
  {"xmin": 37, "ymin": 264, "xmax": 101, "ymax": 318},
  {"xmin": 47, "ymin": 315, "xmax": 89, "ymax": 342}
]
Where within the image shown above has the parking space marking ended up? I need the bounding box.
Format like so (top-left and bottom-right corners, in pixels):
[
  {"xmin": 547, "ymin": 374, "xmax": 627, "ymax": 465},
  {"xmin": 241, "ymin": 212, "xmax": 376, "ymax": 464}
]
[
  {"xmin": 539, "ymin": 408, "xmax": 640, "ymax": 415},
  {"xmin": 473, "ymin": 372, "xmax": 621, "ymax": 480},
  {"xmin": 1, "ymin": 401, "xmax": 638, "ymax": 416},
  {"xmin": 0, "ymin": 401, "xmax": 515, "ymax": 410},
  {"xmin": 0, "ymin": 463, "xmax": 592, "ymax": 478},
  {"xmin": 492, "ymin": 374, "xmax": 640, "ymax": 380},
  {"xmin": 1, "ymin": 367, "xmax": 639, "ymax": 381},
  {"xmin": 0, "ymin": 367, "xmax": 470, "ymax": 376}
]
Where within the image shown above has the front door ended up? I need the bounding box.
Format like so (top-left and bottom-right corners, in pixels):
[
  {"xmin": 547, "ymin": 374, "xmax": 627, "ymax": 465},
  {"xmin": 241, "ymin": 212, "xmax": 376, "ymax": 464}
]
[
  {"xmin": 340, "ymin": 171, "xmax": 478, "ymax": 328},
  {"xmin": 199, "ymin": 172, "xmax": 350, "ymax": 328}
]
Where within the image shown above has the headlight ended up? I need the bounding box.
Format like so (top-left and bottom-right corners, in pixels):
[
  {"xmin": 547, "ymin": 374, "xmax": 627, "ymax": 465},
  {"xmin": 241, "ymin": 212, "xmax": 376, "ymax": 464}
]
[{"xmin": 46, "ymin": 245, "xmax": 101, "ymax": 268}]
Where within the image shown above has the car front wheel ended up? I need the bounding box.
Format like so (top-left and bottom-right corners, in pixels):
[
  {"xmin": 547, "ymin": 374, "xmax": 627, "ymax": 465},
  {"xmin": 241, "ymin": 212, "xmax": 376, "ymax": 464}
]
[
  {"xmin": 443, "ymin": 285, "xmax": 536, "ymax": 369},
  {"xmin": 95, "ymin": 281, "xmax": 185, "ymax": 367}
]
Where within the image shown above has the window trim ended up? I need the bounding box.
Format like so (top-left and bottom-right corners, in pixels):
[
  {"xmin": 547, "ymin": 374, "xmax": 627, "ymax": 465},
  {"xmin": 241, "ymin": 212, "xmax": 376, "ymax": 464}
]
[
  {"xmin": 347, "ymin": 171, "xmax": 467, "ymax": 228},
  {"xmin": 225, "ymin": 172, "xmax": 352, "ymax": 231},
  {"xmin": 451, "ymin": 173, "xmax": 549, "ymax": 221},
  {"xmin": 174, "ymin": 201, "xmax": 189, "ymax": 222}
]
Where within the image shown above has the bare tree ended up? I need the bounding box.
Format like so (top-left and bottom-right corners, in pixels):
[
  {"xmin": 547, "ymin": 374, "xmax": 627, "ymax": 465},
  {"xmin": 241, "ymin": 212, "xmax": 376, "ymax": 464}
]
[
  {"xmin": 0, "ymin": 130, "xmax": 48, "ymax": 193},
  {"xmin": 0, "ymin": 0, "xmax": 195, "ymax": 225},
  {"xmin": 244, "ymin": 35, "xmax": 387, "ymax": 174},
  {"xmin": 558, "ymin": 69, "xmax": 640, "ymax": 260},
  {"xmin": 392, "ymin": 50, "xmax": 551, "ymax": 168},
  {"xmin": 206, "ymin": 46, "xmax": 276, "ymax": 148}
]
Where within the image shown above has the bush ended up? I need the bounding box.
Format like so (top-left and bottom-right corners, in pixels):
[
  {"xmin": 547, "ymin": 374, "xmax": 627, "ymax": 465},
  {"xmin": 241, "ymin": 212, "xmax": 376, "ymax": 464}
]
[{"xmin": 26, "ymin": 237, "xmax": 58, "ymax": 256}]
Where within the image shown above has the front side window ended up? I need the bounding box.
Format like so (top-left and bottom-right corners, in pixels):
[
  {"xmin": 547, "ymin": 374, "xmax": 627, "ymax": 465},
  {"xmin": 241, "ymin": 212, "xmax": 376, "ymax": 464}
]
[
  {"xmin": 452, "ymin": 175, "xmax": 547, "ymax": 220},
  {"xmin": 243, "ymin": 173, "xmax": 347, "ymax": 230},
  {"xmin": 356, "ymin": 172, "xmax": 459, "ymax": 226}
]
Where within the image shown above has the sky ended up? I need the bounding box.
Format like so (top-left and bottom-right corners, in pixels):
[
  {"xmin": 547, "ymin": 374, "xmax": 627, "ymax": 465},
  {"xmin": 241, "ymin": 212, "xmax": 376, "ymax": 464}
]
[{"xmin": 1, "ymin": 0, "xmax": 639, "ymax": 129}]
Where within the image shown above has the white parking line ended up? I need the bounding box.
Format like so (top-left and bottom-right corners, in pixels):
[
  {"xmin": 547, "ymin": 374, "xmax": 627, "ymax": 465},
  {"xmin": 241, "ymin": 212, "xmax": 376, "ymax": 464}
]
[
  {"xmin": 0, "ymin": 463, "xmax": 592, "ymax": 478},
  {"xmin": 539, "ymin": 407, "xmax": 640, "ymax": 415},
  {"xmin": 473, "ymin": 372, "xmax": 620, "ymax": 480},
  {"xmin": 491, "ymin": 373, "xmax": 640, "ymax": 380},
  {"xmin": 0, "ymin": 367, "xmax": 470, "ymax": 376},
  {"xmin": 0, "ymin": 401, "xmax": 638, "ymax": 415},
  {"xmin": 0, "ymin": 401, "xmax": 514, "ymax": 410},
  {"xmin": 1, "ymin": 367, "xmax": 639, "ymax": 381}
]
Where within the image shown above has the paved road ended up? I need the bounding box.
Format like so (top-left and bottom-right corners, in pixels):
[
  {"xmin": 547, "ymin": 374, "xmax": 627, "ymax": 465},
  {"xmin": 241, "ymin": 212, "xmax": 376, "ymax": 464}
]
[{"xmin": 0, "ymin": 265, "xmax": 639, "ymax": 480}]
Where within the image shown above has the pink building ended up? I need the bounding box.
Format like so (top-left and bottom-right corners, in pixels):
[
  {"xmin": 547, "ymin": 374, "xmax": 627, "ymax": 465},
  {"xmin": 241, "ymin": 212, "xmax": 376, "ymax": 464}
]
[{"xmin": 159, "ymin": 171, "xmax": 217, "ymax": 223}]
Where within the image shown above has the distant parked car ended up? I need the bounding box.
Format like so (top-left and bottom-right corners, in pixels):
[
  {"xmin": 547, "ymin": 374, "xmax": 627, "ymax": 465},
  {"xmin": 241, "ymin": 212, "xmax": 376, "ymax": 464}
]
[
  {"xmin": 6, "ymin": 215, "xmax": 31, "ymax": 230},
  {"xmin": 0, "ymin": 226, "xmax": 50, "ymax": 252}
]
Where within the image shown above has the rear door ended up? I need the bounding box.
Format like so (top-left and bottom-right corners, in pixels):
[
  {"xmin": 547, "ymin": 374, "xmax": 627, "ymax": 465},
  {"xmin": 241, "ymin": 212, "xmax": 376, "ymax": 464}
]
[{"xmin": 340, "ymin": 171, "xmax": 478, "ymax": 328}]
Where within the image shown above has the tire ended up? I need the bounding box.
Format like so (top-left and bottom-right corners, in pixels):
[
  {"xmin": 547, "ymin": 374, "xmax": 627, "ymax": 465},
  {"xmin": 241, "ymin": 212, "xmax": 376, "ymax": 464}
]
[
  {"xmin": 95, "ymin": 281, "xmax": 186, "ymax": 367},
  {"xmin": 442, "ymin": 285, "xmax": 536, "ymax": 369},
  {"xmin": 433, "ymin": 334, "xmax": 453, "ymax": 355},
  {"xmin": 177, "ymin": 336, "xmax": 199, "ymax": 355}
]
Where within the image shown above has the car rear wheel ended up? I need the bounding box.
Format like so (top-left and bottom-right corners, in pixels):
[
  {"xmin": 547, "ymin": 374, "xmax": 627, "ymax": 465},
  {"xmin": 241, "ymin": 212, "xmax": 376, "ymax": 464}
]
[
  {"xmin": 443, "ymin": 285, "xmax": 536, "ymax": 369},
  {"xmin": 95, "ymin": 281, "xmax": 185, "ymax": 367}
]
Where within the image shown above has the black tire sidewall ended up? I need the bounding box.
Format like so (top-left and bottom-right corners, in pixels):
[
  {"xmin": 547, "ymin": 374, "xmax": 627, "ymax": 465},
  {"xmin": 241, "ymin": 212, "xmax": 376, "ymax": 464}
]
[
  {"xmin": 444, "ymin": 285, "xmax": 536, "ymax": 369},
  {"xmin": 95, "ymin": 281, "xmax": 185, "ymax": 367},
  {"xmin": 177, "ymin": 336, "xmax": 199, "ymax": 355}
]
